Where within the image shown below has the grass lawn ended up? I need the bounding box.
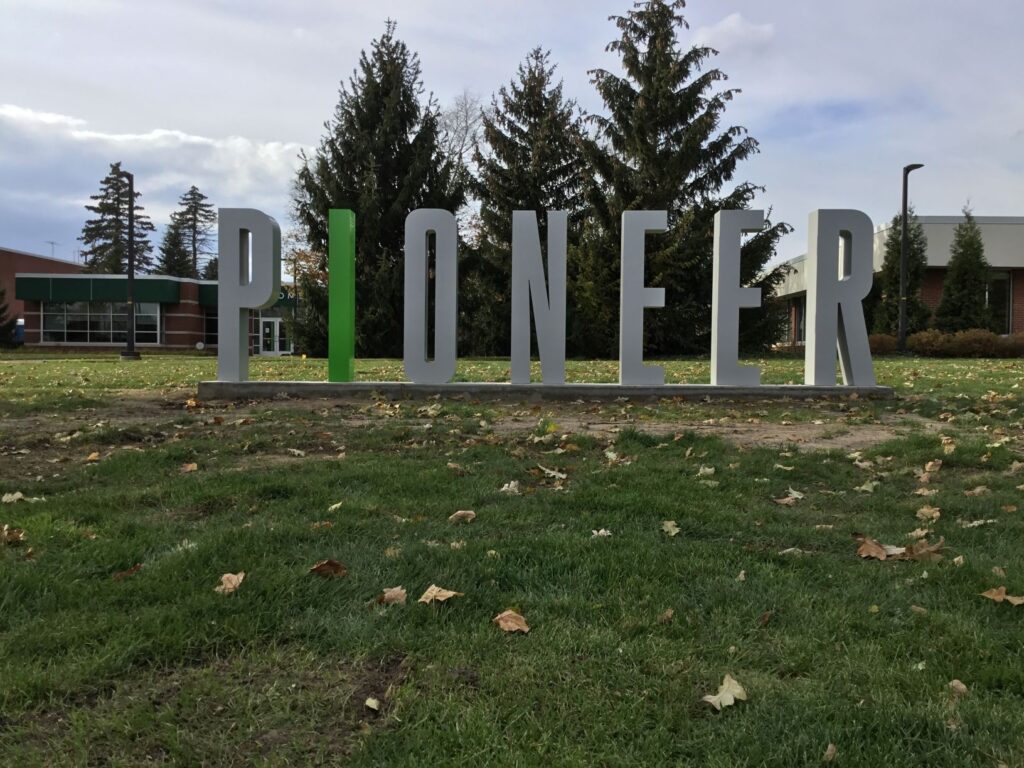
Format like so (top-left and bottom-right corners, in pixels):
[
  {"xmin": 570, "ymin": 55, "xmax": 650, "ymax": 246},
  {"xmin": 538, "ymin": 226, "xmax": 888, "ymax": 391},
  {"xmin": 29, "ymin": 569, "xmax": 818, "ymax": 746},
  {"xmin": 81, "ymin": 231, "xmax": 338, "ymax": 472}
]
[{"xmin": 1, "ymin": 353, "xmax": 1023, "ymax": 766}]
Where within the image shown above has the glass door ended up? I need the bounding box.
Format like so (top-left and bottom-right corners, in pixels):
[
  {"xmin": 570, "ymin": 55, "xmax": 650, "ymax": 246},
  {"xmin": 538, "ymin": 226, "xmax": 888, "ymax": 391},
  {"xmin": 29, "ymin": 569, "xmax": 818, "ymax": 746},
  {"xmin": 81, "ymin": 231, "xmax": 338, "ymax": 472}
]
[{"xmin": 260, "ymin": 318, "xmax": 293, "ymax": 355}]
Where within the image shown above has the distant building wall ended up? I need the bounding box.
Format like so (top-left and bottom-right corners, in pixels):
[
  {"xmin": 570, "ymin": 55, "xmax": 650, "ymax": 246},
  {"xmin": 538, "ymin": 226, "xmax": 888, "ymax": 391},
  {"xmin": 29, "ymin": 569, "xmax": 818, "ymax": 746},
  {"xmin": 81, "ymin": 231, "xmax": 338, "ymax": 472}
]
[{"xmin": 0, "ymin": 248, "xmax": 81, "ymax": 321}]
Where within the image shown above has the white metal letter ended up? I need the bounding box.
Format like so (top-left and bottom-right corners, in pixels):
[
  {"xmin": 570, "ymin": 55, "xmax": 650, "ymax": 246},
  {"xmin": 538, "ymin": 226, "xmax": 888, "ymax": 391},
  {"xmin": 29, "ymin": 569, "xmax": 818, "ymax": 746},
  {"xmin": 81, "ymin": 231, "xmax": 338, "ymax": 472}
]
[
  {"xmin": 403, "ymin": 209, "xmax": 458, "ymax": 385},
  {"xmin": 511, "ymin": 211, "xmax": 567, "ymax": 385},
  {"xmin": 711, "ymin": 209, "xmax": 765, "ymax": 386},
  {"xmin": 216, "ymin": 209, "xmax": 281, "ymax": 382},
  {"xmin": 805, "ymin": 209, "xmax": 876, "ymax": 386},
  {"xmin": 619, "ymin": 211, "xmax": 667, "ymax": 386}
]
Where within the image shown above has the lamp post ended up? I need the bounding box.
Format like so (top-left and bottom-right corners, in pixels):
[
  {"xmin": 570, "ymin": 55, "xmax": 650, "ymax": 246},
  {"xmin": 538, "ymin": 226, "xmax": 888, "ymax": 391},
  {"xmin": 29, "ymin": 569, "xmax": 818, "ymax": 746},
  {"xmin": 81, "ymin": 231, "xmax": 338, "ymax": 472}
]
[
  {"xmin": 898, "ymin": 163, "xmax": 925, "ymax": 352},
  {"xmin": 119, "ymin": 169, "xmax": 141, "ymax": 360}
]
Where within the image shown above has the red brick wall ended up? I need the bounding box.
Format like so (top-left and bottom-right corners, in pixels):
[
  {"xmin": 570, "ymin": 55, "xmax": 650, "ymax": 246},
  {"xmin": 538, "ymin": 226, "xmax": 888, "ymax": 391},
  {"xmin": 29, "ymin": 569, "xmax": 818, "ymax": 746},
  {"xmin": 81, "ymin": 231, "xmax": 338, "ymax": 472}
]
[
  {"xmin": 0, "ymin": 248, "xmax": 81, "ymax": 320},
  {"xmin": 1012, "ymin": 269, "xmax": 1024, "ymax": 334},
  {"xmin": 921, "ymin": 269, "xmax": 946, "ymax": 313}
]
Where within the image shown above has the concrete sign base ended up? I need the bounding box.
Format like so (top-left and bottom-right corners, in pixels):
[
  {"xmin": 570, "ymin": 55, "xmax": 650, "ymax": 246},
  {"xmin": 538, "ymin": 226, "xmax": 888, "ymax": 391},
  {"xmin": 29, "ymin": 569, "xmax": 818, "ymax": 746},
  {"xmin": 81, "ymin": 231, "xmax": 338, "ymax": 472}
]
[{"xmin": 197, "ymin": 381, "xmax": 894, "ymax": 402}]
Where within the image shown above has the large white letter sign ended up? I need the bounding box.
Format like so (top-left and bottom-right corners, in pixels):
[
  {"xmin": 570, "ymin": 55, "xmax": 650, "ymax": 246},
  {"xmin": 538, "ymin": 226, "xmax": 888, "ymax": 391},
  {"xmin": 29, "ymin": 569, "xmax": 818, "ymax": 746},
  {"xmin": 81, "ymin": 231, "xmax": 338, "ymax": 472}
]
[
  {"xmin": 711, "ymin": 210, "xmax": 765, "ymax": 386},
  {"xmin": 217, "ymin": 209, "xmax": 281, "ymax": 382},
  {"xmin": 619, "ymin": 211, "xmax": 667, "ymax": 386},
  {"xmin": 511, "ymin": 211, "xmax": 567, "ymax": 385},
  {"xmin": 404, "ymin": 209, "xmax": 458, "ymax": 385},
  {"xmin": 805, "ymin": 210, "xmax": 876, "ymax": 386}
]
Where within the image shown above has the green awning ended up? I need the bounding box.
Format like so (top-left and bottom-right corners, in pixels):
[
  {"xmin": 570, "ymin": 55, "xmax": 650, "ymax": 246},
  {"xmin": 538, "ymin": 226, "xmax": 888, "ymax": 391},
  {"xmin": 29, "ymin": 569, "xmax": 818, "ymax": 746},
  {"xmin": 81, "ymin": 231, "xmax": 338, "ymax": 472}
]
[{"xmin": 16, "ymin": 276, "xmax": 181, "ymax": 304}]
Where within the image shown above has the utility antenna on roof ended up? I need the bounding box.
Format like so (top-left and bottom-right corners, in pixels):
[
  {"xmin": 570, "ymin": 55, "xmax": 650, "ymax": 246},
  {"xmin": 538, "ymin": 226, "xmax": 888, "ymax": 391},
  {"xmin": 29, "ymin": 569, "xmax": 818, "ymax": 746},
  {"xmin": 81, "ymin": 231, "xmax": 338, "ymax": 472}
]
[{"xmin": 44, "ymin": 240, "xmax": 58, "ymax": 258}]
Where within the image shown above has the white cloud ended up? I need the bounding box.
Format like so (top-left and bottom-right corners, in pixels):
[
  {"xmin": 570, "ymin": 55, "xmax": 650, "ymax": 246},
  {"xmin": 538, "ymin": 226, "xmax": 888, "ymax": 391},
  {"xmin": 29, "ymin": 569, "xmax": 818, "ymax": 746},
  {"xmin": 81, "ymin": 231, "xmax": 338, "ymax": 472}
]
[{"xmin": 694, "ymin": 13, "xmax": 774, "ymax": 53}]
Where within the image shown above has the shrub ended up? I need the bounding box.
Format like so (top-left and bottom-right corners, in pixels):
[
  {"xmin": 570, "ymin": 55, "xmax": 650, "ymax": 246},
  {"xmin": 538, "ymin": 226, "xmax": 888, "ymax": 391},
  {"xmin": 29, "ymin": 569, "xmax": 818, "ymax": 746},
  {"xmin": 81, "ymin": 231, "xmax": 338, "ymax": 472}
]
[
  {"xmin": 868, "ymin": 334, "xmax": 897, "ymax": 355},
  {"xmin": 906, "ymin": 329, "xmax": 1022, "ymax": 358}
]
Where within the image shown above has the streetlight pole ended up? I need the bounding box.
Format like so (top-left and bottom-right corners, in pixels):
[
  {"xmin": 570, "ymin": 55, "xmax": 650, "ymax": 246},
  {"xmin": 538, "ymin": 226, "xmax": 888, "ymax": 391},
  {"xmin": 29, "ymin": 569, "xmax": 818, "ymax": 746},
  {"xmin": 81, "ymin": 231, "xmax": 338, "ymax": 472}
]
[
  {"xmin": 120, "ymin": 170, "xmax": 141, "ymax": 360},
  {"xmin": 898, "ymin": 163, "xmax": 924, "ymax": 352}
]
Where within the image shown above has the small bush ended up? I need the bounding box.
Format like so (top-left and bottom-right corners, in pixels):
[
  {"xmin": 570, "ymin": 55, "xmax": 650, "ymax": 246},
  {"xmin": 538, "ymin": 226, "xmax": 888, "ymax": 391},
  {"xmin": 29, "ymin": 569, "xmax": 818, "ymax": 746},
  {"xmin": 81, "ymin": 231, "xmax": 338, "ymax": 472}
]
[
  {"xmin": 906, "ymin": 329, "xmax": 1022, "ymax": 358},
  {"xmin": 868, "ymin": 334, "xmax": 897, "ymax": 355}
]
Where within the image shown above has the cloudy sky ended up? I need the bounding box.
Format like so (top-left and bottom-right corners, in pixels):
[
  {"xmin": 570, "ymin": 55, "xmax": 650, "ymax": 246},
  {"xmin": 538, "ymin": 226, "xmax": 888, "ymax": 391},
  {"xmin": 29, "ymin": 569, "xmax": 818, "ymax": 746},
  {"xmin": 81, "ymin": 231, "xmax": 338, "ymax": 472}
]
[{"xmin": 2, "ymin": 0, "xmax": 1022, "ymax": 266}]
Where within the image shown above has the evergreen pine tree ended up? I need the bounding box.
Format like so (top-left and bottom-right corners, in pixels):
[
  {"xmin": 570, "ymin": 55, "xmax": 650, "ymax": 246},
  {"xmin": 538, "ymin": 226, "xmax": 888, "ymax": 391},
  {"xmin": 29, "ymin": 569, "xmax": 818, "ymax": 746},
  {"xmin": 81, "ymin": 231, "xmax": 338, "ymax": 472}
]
[
  {"xmin": 156, "ymin": 220, "xmax": 195, "ymax": 277},
  {"xmin": 471, "ymin": 48, "xmax": 587, "ymax": 356},
  {"xmin": 0, "ymin": 282, "xmax": 16, "ymax": 346},
  {"xmin": 291, "ymin": 20, "xmax": 465, "ymax": 357},
  {"xmin": 201, "ymin": 258, "xmax": 218, "ymax": 280},
  {"xmin": 579, "ymin": 0, "xmax": 790, "ymax": 357},
  {"xmin": 872, "ymin": 208, "xmax": 930, "ymax": 335},
  {"xmin": 174, "ymin": 185, "xmax": 217, "ymax": 277},
  {"xmin": 78, "ymin": 162, "xmax": 155, "ymax": 274},
  {"xmin": 934, "ymin": 208, "xmax": 995, "ymax": 332}
]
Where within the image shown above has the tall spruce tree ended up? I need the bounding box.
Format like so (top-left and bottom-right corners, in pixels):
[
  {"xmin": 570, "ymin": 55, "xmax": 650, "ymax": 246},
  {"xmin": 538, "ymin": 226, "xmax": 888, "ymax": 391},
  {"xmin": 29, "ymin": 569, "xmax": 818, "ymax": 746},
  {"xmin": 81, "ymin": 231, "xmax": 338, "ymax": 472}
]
[
  {"xmin": 174, "ymin": 186, "xmax": 217, "ymax": 277},
  {"xmin": 201, "ymin": 258, "xmax": 218, "ymax": 280},
  {"xmin": 0, "ymin": 283, "xmax": 16, "ymax": 346},
  {"xmin": 471, "ymin": 48, "xmax": 587, "ymax": 355},
  {"xmin": 872, "ymin": 208, "xmax": 930, "ymax": 335},
  {"xmin": 156, "ymin": 220, "xmax": 194, "ymax": 277},
  {"xmin": 579, "ymin": 0, "xmax": 790, "ymax": 357},
  {"xmin": 79, "ymin": 162, "xmax": 155, "ymax": 274},
  {"xmin": 291, "ymin": 20, "xmax": 465, "ymax": 357},
  {"xmin": 935, "ymin": 208, "xmax": 995, "ymax": 332}
]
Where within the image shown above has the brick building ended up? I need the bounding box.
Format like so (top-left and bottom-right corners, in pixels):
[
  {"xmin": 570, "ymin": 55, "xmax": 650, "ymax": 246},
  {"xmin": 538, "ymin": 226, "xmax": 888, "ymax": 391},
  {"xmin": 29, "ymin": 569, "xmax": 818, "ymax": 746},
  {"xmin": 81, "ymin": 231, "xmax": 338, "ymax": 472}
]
[
  {"xmin": 777, "ymin": 216, "xmax": 1024, "ymax": 343},
  {"xmin": 3, "ymin": 247, "xmax": 294, "ymax": 354}
]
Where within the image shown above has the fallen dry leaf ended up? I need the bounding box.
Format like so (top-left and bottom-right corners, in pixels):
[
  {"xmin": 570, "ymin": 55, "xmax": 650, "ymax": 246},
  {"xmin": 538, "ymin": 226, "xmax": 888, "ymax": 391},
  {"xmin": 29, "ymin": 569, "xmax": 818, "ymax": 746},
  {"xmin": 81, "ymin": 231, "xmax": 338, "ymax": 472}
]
[
  {"xmin": 916, "ymin": 505, "xmax": 941, "ymax": 523},
  {"xmin": 824, "ymin": 743, "xmax": 838, "ymax": 763},
  {"xmin": 591, "ymin": 528, "xmax": 612, "ymax": 538},
  {"xmin": 448, "ymin": 510, "xmax": 476, "ymax": 524},
  {"xmin": 854, "ymin": 480, "xmax": 880, "ymax": 494},
  {"xmin": 2, "ymin": 491, "xmax": 44, "ymax": 504},
  {"xmin": 964, "ymin": 486, "xmax": 990, "ymax": 497},
  {"xmin": 773, "ymin": 464, "xmax": 794, "ymax": 472},
  {"xmin": 948, "ymin": 679, "xmax": 969, "ymax": 698},
  {"xmin": 953, "ymin": 555, "xmax": 965, "ymax": 566},
  {"xmin": 537, "ymin": 464, "xmax": 567, "ymax": 480},
  {"xmin": 992, "ymin": 566, "xmax": 1007, "ymax": 578},
  {"xmin": 377, "ymin": 586, "xmax": 407, "ymax": 605},
  {"xmin": 757, "ymin": 610, "xmax": 773, "ymax": 626},
  {"xmin": 113, "ymin": 563, "xmax": 143, "ymax": 581},
  {"xmin": 658, "ymin": 608, "xmax": 675, "ymax": 624},
  {"xmin": 662, "ymin": 520, "xmax": 680, "ymax": 537},
  {"xmin": 910, "ymin": 605, "xmax": 928, "ymax": 615},
  {"xmin": 702, "ymin": 674, "xmax": 747, "ymax": 711},
  {"xmin": 309, "ymin": 559, "xmax": 348, "ymax": 578},
  {"xmin": 959, "ymin": 518, "xmax": 998, "ymax": 528},
  {"xmin": 1002, "ymin": 505, "xmax": 1018, "ymax": 513},
  {"xmin": 914, "ymin": 488, "xmax": 938, "ymax": 497},
  {"xmin": 287, "ymin": 448, "xmax": 306, "ymax": 458},
  {"xmin": 941, "ymin": 436, "xmax": 957, "ymax": 455},
  {"xmin": 773, "ymin": 495, "xmax": 798, "ymax": 507},
  {"xmin": 856, "ymin": 537, "xmax": 891, "ymax": 560},
  {"xmin": 327, "ymin": 501, "xmax": 344, "ymax": 513},
  {"xmin": 698, "ymin": 465, "xmax": 716, "ymax": 477},
  {"xmin": 364, "ymin": 697, "xmax": 380, "ymax": 712},
  {"xmin": 418, "ymin": 584, "xmax": 464, "ymax": 604},
  {"xmin": 311, "ymin": 520, "xmax": 333, "ymax": 530},
  {"xmin": 85, "ymin": 452, "xmax": 101, "ymax": 462},
  {"xmin": 2, "ymin": 524, "xmax": 26, "ymax": 546},
  {"xmin": 493, "ymin": 609, "xmax": 530, "ymax": 634},
  {"xmin": 384, "ymin": 546, "xmax": 401, "ymax": 559},
  {"xmin": 981, "ymin": 586, "xmax": 1024, "ymax": 606},
  {"xmin": 925, "ymin": 459, "xmax": 943, "ymax": 473},
  {"xmin": 499, "ymin": 480, "xmax": 521, "ymax": 495},
  {"xmin": 214, "ymin": 572, "xmax": 245, "ymax": 595},
  {"xmin": 180, "ymin": 462, "xmax": 199, "ymax": 474}
]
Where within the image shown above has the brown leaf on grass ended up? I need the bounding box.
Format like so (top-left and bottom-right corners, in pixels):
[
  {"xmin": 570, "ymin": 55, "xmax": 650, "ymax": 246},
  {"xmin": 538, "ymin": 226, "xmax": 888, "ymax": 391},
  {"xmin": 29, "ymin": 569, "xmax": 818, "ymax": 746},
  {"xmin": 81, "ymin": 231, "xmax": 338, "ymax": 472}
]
[
  {"xmin": 85, "ymin": 452, "xmax": 101, "ymax": 462},
  {"xmin": 856, "ymin": 537, "xmax": 893, "ymax": 560},
  {"xmin": 910, "ymin": 605, "xmax": 928, "ymax": 615},
  {"xmin": 914, "ymin": 488, "xmax": 938, "ymax": 497},
  {"xmin": 311, "ymin": 520, "xmax": 333, "ymax": 530},
  {"xmin": 916, "ymin": 505, "xmax": 941, "ymax": 523},
  {"xmin": 327, "ymin": 501, "xmax": 344, "ymax": 513},
  {"xmin": 907, "ymin": 527, "xmax": 932, "ymax": 540},
  {"xmin": 964, "ymin": 486, "xmax": 990, "ymax": 497},
  {"xmin": 384, "ymin": 546, "xmax": 401, "ymax": 559},
  {"xmin": 981, "ymin": 587, "xmax": 1024, "ymax": 606},
  {"xmin": 941, "ymin": 436, "xmax": 956, "ymax": 455},
  {"xmin": 377, "ymin": 586, "xmax": 407, "ymax": 605},
  {"xmin": 214, "ymin": 572, "xmax": 245, "ymax": 595},
  {"xmin": 702, "ymin": 674, "xmax": 747, "ymax": 711},
  {"xmin": 757, "ymin": 610, "xmax": 774, "ymax": 626},
  {"xmin": 773, "ymin": 496, "xmax": 798, "ymax": 507},
  {"xmin": 906, "ymin": 537, "xmax": 946, "ymax": 563},
  {"xmin": 824, "ymin": 743, "xmax": 838, "ymax": 762},
  {"xmin": 448, "ymin": 510, "xmax": 476, "ymax": 524},
  {"xmin": 948, "ymin": 679, "xmax": 969, "ymax": 698},
  {"xmin": 180, "ymin": 462, "xmax": 199, "ymax": 474},
  {"xmin": 493, "ymin": 609, "xmax": 530, "ymax": 634},
  {"xmin": 113, "ymin": 563, "xmax": 142, "ymax": 581},
  {"xmin": 1002, "ymin": 505, "xmax": 1018, "ymax": 514},
  {"xmin": 364, "ymin": 697, "xmax": 381, "ymax": 712},
  {"xmin": 657, "ymin": 608, "xmax": 675, "ymax": 624},
  {"xmin": 854, "ymin": 480, "xmax": 880, "ymax": 494},
  {"xmin": 992, "ymin": 566, "xmax": 1007, "ymax": 578},
  {"xmin": 1008, "ymin": 460, "xmax": 1024, "ymax": 475},
  {"xmin": 662, "ymin": 520, "xmax": 680, "ymax": 537},
  {"xmin": 417, "ymin": 584, "xmax": 464, "ymax": 604},
  {"xmin": 2, "ymin": 524, "xmax": 26, "ymax": 546},
  {"xmin": 309, "ymin": 559, "xmax": 348, "ymax": 578},
  {"xmin": 925, "ymin": 459, "xmax": 943, "ymax": 473}
]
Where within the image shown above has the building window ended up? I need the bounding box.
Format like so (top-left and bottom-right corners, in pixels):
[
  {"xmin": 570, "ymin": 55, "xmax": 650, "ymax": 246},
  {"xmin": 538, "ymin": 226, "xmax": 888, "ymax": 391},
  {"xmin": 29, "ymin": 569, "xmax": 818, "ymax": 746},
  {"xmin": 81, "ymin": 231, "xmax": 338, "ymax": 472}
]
[
  {"xmin": 987, "ymin": 271, "xmax": 1011, "ymax": 335},
  {"xmin": 41, "ymin": 302, "xmax": 161, "ymax": 345},
  {"xmin": 204, "ymin": 307, "xmax": 218, "ymax": 346}
]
